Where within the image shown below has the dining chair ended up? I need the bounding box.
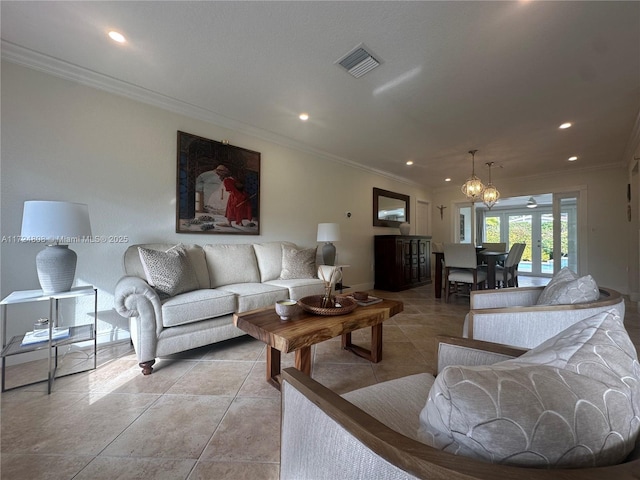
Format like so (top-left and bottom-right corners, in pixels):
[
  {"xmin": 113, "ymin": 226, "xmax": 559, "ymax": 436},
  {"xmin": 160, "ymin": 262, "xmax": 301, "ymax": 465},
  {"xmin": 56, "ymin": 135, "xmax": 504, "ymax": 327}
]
[
  {"xmin": 494, "ymin": 243, "xmax": 525, "ymax": 287},
  {"xmin": 443, "ymin": 243, "xmax": 487, "ymax": 302}
]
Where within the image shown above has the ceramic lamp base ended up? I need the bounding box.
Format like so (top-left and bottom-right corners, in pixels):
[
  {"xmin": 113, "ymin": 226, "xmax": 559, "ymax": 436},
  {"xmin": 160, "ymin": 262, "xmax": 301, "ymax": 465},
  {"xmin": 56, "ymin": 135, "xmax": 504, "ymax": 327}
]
[
  {"xmin": 36, "ymin": 245, "xmax": 77, "ymax": 294},
  {"xmin": 322, "ymin": 242, "xmax": 336, "ymax": 266}
]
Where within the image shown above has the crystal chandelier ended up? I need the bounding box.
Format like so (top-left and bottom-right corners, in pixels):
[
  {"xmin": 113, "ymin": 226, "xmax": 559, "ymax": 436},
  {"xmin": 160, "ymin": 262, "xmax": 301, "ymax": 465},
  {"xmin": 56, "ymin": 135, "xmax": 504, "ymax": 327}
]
[
  {"xmin": 461, "ymin": 149, "xmax": 484, "ymax": 202},
  {"xmin": 482, "ymin": 162, "xmax": 500, "ymax": 209}
]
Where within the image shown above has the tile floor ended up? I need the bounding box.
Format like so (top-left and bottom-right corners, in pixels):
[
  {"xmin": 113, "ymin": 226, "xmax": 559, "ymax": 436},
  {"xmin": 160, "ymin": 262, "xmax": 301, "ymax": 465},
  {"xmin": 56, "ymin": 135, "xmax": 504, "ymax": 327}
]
[{"xmin": 2, "ymin": 278, "xmax": 638, "ymax": 480}]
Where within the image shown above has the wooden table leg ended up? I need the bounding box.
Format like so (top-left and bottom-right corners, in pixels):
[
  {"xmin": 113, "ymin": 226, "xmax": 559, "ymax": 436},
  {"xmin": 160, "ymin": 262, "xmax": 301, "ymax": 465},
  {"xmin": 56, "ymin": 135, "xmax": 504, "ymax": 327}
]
[
  {"xmin": 434, "ymin": 252, "xmax": 444, "ymax": 298},
  {"xmin": 266, "ymin": 346, "xmax": 281, "ymax": 389},
  {"xmin": 486, "ymin": 257, "xmax": 497, "ymax": 289},
  {"xmin": 370, "ymin": 324, "xmax": 383, "ymax": 362},
  {"xmin": 342, "ymin": 325, "xmax": 383, "ymax": 363},
  {"xmin": 295, "ymin": 347, "xmax": 312, "ymax": 376}
]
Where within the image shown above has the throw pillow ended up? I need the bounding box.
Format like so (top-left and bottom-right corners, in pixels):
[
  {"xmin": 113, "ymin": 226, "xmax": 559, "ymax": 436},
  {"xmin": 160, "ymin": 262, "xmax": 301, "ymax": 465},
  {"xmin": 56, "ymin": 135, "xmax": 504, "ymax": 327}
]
[
  {"xmin": 138, "ymin": 244, "xmax": 199, "ymax": 299},
  {"xmin": 418, "ymin": 310, "xmax": 640, "ymax": 468},
  {"xmin": 279, "ymin": 244, "xmax": 317, "ymax": 280},
  {"xmin": 536, "ymin": 267, "xmax": 599, "ymax": 305}
]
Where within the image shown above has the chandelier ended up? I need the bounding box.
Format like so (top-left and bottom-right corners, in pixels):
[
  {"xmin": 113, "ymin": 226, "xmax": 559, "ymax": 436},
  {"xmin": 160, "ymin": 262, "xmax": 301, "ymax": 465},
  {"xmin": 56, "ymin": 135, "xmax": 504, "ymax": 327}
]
[
  {"xmin": 461, "ymin": 149, "xmax": 484, "ymax": 202},
  {"xmin": 482, "ymin": 162, "xmax": 500, "ymax": 209}
]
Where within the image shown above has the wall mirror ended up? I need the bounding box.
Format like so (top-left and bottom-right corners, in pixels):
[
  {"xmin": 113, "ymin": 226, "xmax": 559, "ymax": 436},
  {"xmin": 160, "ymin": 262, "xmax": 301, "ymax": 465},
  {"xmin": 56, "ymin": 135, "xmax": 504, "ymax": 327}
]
[{"xmin": 373, "ymin": 187, "xmax": 410, "ymax": 228}]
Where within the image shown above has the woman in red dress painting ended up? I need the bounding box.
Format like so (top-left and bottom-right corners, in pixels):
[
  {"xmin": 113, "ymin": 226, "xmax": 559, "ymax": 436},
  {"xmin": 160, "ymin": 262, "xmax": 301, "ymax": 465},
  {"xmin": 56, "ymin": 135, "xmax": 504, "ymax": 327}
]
[{"xmin": 214, "ymin": 164, "xmax": 252, "ymax": 227}]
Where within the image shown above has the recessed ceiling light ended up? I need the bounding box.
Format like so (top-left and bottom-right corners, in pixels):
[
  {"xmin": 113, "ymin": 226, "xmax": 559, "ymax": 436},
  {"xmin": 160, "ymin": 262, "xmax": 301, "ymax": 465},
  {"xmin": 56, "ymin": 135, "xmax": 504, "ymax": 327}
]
[
  {"xmin": 559, "ymin": 122, "xmax": 572, "ymax": 129},
  {"xmin": 108, "ymin": 30, "xmax": 126, "ymax": 43},
  {"xmin": 445, "ymin": 178, "xmax": 451, "ymax": 182},
  {"xmin": 568, "ymin": 156, "xmax": 578, "ymax": 161},
  {"xmin": 299, "ymin": 113, "xmax": 309, "ymax": 121},
  {"xmin": 406, "ymin": 160, "xmax": 414, "ymax": 166}
]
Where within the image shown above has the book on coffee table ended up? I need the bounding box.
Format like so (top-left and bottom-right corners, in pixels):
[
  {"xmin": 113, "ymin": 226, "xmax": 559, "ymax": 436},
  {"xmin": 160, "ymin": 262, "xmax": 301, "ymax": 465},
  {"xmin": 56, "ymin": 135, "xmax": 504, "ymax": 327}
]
[{"xmin": 348, "ymin": 295, "xmax": 383, "ymax": 306}]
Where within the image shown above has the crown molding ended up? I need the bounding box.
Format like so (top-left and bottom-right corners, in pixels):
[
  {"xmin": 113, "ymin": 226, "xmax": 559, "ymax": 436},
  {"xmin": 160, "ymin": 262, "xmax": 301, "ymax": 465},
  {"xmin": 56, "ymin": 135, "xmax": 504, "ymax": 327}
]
[{"xmin": 1, "ymin": 40, "xmax": 420, "ymax": 188}]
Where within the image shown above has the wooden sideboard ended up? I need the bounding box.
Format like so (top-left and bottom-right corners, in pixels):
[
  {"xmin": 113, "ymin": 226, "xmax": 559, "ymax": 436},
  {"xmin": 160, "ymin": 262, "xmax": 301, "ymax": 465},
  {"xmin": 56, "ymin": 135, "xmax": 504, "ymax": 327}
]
[{"xmin": 374, "ymin": 235, "xmax": 432, "ymax": 291}]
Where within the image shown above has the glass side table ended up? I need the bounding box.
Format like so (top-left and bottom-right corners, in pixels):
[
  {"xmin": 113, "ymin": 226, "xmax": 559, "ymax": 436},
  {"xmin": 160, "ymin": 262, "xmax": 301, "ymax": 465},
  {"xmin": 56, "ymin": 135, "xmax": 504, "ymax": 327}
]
[{"xmin": 1, "ymin": 286, "xmax": 97, "ymax": 394}]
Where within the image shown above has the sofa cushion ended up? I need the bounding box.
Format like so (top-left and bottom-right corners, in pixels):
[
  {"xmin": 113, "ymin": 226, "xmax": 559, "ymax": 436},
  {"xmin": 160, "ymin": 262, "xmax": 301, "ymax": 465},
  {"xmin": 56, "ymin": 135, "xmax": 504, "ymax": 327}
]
[
  {"xmin": 536, "ymin": 267, "xmax": 599, "ymax": 305},
  {"xmin": 161, "ymin": 289, "xmax": 236, "ymax": 327},
  {"xmin": 138, "ymin": 245, "xmax": 199, "ymax": 299},
  {"xmin": 218, "ymin": 283, "xmax": 289, "ymax": 313},
  {"xmin": 253, "ymin": 241, "xmax": 295, "ymax": 282},
  {"xmin": 264, "ymin": 278, "xmax": 325, "ymax": 300},
  {"xmin": 280, "ymin": 244, "xmax": 317, "ymax": 280},
  {"xmin": 419, "ymin": 310, "xmax": 640, "ymax": 468},
  {"xmin": 204, "ymin": 243, "xmax": 261, "ymax": 288}
]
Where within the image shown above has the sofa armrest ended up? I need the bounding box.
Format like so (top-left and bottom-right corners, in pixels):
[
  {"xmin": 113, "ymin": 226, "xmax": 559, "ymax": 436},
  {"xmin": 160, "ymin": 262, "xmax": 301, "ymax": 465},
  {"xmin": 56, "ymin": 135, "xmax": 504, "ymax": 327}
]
[
  {"xmin": 114, "ymin": 275, "xmax": 163, "ymax": 362},
  {"xmin": 435, "ymin": 336, "xmax": 526, "ymax": 374}
]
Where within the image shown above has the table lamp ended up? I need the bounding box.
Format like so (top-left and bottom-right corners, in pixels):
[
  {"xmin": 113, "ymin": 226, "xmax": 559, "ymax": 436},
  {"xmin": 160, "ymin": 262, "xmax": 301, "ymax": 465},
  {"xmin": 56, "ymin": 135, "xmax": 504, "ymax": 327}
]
[
  {"xmin": 20, "ymin": 201, "xmax": 92, "ymax": 294},
  {"xmin": 317, "ymin": 223, "xmax": 340, "ymax": 266}
]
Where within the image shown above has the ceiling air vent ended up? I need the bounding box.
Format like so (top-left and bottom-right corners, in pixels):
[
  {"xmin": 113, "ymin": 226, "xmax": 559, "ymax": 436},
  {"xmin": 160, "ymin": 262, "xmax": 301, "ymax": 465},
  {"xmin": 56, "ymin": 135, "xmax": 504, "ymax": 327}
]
[{"xmin": 336, "ymin": 44, "xmax": 381, "ymax": 78}]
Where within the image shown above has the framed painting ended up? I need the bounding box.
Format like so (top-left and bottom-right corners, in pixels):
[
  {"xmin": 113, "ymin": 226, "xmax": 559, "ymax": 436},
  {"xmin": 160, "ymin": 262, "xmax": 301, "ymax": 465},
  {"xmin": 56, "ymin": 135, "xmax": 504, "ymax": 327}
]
[{"xmin": 176, "ymin": 131, "xmax": 260, "ymax": 234}]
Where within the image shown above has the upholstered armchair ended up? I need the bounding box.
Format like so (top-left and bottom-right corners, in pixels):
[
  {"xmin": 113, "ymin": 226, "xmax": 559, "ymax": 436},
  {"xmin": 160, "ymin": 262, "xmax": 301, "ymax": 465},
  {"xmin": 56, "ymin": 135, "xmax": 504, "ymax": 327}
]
[
  {"xmin": 280, "ymin": 311, "xmax": 640, "ymax": 479},
  {"xmin": 465, "ymin": 285, "xmax": 624, "ymax": 348}
]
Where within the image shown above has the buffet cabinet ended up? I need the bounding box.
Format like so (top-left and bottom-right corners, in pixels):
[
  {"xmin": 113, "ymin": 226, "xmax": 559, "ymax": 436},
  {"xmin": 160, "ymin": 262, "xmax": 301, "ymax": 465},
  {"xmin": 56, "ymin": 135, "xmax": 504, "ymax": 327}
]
[{"xmin": 374, "ymin": 235, "xmax": 432, "ymax": 291}]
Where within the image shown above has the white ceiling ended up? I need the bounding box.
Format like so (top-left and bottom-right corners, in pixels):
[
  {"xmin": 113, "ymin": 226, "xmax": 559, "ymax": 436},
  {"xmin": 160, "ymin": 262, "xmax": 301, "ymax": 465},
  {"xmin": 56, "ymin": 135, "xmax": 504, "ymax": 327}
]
[{"xmin": 2, "ymin": 1, "xmax": 639, "ymax": 189}]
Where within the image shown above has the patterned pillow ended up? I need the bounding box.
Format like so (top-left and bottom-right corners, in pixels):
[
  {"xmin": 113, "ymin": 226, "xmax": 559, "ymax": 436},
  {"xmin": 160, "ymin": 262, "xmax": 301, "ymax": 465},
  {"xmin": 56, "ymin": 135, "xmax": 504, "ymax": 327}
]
[
  {"xmin": 279, "ymin": 244, "xmax": 317, "ymax": 280},
  {"xmin": 536, "ymin": 267, "xmax": 599, "ymax": 305},
  {"xmin": 138, "ymin": 245, "xmax": 199, "ymax": 299},
  {"xmin": 419, "ymin": 310, "xmax": 640, "ymax": 468}
]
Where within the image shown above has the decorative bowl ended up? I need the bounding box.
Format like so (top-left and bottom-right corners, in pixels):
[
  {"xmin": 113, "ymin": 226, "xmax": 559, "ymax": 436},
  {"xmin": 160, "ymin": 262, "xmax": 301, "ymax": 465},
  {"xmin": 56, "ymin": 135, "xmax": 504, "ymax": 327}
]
[
  {"xmin": 353, "ymin": 291, "xmax": 369, "ymax": 301},
  {"xmin": 275, "ymin": 299, "xmax": 299, "ymax": 320},
  {"xmin": 298, "ymin": 295, "xmax": 357, "ymax": 316}
]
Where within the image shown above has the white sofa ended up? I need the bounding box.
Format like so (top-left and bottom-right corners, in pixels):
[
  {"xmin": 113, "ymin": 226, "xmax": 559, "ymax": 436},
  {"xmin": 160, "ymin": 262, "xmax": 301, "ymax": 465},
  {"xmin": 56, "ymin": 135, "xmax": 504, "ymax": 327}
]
[{"xmin": 115, "ymin": 241, "xmax": 325, "ymax": 375}]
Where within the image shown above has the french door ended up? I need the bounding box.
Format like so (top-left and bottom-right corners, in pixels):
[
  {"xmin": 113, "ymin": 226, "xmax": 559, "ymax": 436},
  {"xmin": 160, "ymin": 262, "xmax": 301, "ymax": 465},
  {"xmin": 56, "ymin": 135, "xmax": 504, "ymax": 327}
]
[{"xmin": 477, "ymin": 192, "xmax": 580, "ymax": 276}]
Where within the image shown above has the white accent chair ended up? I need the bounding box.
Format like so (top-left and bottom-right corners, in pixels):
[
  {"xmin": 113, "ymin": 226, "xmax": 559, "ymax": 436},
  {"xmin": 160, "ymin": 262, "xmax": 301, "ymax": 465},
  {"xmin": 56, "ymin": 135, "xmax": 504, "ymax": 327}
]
[
  {"xmin": 280, "ymin": 330, "xmax": 640, "ymax": 479},
  {"xmin": 465, "ymin": 285, "xmax": 624, "ymax": 348},
  {"xmin": 443, "ymin": 243, "xmax": 487, "ymax": 302}
]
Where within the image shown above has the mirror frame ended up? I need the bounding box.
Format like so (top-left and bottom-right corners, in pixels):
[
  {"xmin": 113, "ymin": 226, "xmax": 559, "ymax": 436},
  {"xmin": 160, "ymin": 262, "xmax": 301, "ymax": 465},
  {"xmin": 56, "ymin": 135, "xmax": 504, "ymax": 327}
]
[{"xmin": 373, "ymin": 187, "xmax": 410, "ymax": 228}]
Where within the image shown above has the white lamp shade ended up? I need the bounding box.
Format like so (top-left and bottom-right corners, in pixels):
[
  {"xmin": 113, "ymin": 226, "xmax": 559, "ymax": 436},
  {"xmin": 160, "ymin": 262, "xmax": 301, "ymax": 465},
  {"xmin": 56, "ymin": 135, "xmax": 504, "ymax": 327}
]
[
  {"xmin": 21, "ymin": 201, "xmax": 92, "ymax": 242},
  {"xmin": 317, "ymin": 223, "xmax": 340, "ymax": 242}
]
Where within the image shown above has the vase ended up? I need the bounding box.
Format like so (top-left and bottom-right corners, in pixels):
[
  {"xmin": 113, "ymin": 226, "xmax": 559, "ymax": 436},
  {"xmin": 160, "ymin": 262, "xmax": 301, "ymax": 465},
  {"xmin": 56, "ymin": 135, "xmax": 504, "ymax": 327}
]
[
  {"xmin": 321, "ymin": 283, "xmax": 335, "ymax": 308},
  {"xmin": 399, "ymin": 222, "xmax": 410, "ymax": 235}
]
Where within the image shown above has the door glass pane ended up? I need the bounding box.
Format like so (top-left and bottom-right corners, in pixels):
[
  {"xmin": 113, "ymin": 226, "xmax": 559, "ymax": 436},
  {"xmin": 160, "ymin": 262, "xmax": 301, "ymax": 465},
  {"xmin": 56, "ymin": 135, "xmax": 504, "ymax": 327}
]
[
  {"xmin": 484, "ymin": 215, "xmax": 501, "ymax": 243},
  {"xmin": 540, "ymin": 213, "xmax": 554, "ymax": 274},
  {"xmin": 509, "ymin": 214, "xmax": 532, "ymax": 272},
  {"xmin": 560, "ymin": 197, "xmax": 577, "ymax": 272}
]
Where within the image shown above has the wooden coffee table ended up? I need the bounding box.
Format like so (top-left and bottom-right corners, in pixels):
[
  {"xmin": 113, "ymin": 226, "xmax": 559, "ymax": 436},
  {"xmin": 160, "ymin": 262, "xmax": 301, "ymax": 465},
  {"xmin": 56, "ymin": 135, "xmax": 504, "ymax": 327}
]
[{"xmin": 233, "ymin": 298, "xmax": 403, "ymax": 389}]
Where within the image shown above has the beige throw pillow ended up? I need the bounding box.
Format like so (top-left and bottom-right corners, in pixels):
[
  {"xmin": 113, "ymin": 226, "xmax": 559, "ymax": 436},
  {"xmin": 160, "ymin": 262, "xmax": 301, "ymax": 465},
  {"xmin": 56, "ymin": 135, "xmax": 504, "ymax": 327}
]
[
  {"xmin": 280, "ymin": 244, "xmax": 317, "ymax": 280},
  {"xmin": 419, "ymin": 309, "xmax": 640, "ymax": 468},
  {"xmin": 536, "ymin": 267, "xmax": 599, "ymax": 305},
  {"xmin": 138, "ymin": 244, "xmax": 199, "ymax": 299}
]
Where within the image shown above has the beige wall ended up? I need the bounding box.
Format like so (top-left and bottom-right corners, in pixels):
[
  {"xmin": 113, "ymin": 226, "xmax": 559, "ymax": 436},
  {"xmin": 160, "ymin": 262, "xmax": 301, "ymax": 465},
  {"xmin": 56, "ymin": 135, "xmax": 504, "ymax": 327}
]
[{"xmin": 0, "ymin": 61, "xmax": 431, "ymax": 344}]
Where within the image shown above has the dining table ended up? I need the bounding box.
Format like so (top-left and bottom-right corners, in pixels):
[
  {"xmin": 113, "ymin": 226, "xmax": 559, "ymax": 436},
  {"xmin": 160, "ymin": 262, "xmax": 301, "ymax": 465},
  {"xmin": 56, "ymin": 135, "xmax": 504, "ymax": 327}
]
[
  {"xmin": 432, "ymin": 249, "xmax": 508, "ymax": 298},
  {"xmin": 477, "ymin": 250, "xmax": 509, "ymax": 289}
]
